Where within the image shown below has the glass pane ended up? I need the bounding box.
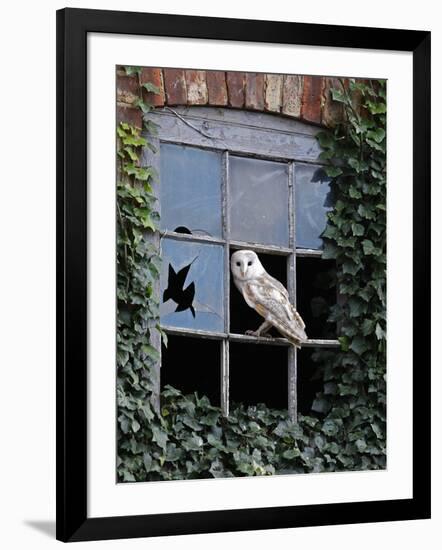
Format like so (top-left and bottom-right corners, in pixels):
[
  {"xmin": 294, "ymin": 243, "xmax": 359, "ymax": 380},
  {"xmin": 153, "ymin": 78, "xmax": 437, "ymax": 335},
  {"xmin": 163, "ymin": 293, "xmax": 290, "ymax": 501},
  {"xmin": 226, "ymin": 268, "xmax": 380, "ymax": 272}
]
[
  {"xmin": 229, "ymin": 156, "xmax": 289, "ymax": 247},
  {"xmin": 295, "ymin": 164, "xmax": 333, "ymax": 249},
  {"xmin": 160, "ymin": 238, "xmax": 224, "ymax": 332},
  {"xmin": 160, "ymin": 143, "xmax": 223, "ymax": 238}
]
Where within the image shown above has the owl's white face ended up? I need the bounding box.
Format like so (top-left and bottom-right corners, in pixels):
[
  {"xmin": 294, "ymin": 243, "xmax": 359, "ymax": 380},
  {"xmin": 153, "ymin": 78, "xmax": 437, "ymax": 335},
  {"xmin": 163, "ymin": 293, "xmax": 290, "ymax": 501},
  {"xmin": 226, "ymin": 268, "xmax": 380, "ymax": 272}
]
[{"xmin": 230, "ymin": 250, "xmax": 265, "ymax": 281}]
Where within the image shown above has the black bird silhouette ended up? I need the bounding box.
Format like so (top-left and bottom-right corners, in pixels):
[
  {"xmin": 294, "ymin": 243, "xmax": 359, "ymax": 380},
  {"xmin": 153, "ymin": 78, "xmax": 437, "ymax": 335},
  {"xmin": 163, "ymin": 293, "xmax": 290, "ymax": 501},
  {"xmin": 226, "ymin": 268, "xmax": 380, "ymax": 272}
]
[{"xmin": 163, "ymin": 257, "xmax": 198, "ymax": 318}]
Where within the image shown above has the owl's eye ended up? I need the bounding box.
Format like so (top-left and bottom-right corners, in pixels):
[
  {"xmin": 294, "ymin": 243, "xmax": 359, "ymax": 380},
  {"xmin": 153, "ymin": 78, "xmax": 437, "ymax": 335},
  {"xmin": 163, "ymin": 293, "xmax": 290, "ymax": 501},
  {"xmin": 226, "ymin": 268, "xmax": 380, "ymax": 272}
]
[
  {"xmin": 247, "ymin": 261, "xmax": 252, "ymax": 266},
  {"xmin": 236, "ymin": 261, "xmax": 240, "ymax": 267}
]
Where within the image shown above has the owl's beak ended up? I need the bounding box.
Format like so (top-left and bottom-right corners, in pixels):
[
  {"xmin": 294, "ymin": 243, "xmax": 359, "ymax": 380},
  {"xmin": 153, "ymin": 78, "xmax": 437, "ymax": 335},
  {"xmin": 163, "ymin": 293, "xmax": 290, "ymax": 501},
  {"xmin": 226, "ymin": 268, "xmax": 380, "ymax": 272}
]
[{"xmin": 241, "ymin": 267, "xmax": 246, "ymax": 277}]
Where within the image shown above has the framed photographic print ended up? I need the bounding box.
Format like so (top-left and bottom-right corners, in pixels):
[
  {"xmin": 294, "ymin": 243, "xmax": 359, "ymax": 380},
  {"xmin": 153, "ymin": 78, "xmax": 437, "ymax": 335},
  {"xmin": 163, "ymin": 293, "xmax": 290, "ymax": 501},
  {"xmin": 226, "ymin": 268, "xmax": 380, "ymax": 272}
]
[{"xmin": 56, "ymin": 8, "xmax": 431, "ymax": 542}]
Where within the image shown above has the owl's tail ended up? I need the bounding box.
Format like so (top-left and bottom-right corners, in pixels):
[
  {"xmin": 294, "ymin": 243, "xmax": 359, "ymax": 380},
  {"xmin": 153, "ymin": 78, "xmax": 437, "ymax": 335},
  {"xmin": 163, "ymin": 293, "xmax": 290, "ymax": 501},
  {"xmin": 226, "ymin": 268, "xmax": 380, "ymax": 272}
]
[{"xmin": 272, "ymin": 315, "xmax": 308, "ymax": 348}]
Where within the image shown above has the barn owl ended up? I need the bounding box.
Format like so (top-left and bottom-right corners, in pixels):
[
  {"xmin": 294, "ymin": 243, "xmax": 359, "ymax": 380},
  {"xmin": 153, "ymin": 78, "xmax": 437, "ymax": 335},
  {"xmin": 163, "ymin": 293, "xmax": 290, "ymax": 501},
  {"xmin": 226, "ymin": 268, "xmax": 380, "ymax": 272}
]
[{"xmin": 230, "ymin": 250, "xmax": 307, "ymax": 348}]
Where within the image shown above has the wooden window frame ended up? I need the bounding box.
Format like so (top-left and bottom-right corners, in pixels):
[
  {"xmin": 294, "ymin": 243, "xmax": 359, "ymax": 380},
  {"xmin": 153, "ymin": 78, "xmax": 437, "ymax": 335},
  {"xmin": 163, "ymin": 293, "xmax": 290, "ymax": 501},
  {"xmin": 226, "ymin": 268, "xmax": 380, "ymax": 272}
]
[{"xmin": 145, "ymin": 106, "xmax": 339, "ymax": 420}]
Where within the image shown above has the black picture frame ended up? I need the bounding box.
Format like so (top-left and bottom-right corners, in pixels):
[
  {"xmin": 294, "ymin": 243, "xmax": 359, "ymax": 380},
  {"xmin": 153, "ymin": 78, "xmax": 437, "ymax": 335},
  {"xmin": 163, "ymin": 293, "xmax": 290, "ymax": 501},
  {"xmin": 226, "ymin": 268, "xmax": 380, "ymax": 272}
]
[{"xmin": 56, "ymin": 7, "xmax": 431, "ymax": 542}]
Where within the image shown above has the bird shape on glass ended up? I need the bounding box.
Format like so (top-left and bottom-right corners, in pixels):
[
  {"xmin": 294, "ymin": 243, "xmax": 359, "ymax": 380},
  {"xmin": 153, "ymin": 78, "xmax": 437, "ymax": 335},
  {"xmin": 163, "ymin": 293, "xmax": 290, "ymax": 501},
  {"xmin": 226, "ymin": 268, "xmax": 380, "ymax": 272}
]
[
  {"xmin": 230, "ymin": 250, "xmax": 307, "ymax": 348},
  {"xmin": 163, "ymin": 257, "xmax": 198, "ymax": 318}
]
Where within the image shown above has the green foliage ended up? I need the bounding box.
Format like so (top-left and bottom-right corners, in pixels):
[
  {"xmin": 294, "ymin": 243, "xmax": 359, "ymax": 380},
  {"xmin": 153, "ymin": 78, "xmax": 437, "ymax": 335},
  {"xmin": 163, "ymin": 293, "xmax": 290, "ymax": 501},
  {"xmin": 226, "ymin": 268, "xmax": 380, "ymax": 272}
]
[
  {"xmin": 116, "ymin": 75, "xmax": 387, "ymax": 482},
  {"xmin": 314, "ymin": 78, "xmax": 387, "ymax": 468}
]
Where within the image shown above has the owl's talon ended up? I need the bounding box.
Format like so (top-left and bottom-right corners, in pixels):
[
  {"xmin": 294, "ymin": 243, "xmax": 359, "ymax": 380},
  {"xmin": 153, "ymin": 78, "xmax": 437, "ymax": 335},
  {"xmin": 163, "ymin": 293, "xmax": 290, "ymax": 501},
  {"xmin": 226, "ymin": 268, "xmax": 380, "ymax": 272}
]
[{"xmin": 245, "ymin": 329, "xmax": 273, "ymax": 339}]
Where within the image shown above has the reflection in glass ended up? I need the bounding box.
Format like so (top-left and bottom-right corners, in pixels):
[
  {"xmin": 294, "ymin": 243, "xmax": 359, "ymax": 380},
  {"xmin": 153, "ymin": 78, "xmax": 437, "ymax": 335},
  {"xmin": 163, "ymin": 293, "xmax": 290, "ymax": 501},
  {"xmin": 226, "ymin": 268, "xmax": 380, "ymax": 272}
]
[
  {"xmin": 295, "ymin": 164, "xmax": 333, "ymax": 249},
  {"xmin": 160, "ymin": 143, "xmax": 222, "ymax": 238},
  {"xmin": 160, "ymin": 238, "xmax": 224, "ymax": 332},
  {"xmin": 229, "ymin": 156, "xmax": 289, "ymax": 247}
]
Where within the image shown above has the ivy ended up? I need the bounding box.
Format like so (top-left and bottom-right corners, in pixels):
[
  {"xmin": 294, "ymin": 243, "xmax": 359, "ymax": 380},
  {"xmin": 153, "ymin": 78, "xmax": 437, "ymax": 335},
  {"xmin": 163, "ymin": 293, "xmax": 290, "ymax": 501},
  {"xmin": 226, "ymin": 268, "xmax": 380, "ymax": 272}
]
[
  {"xmin": 313, "ymin": 78, "xmax": 387, "ymax": 469},
  {"xmin": 116, "ymin": 72, "xmax": 386, "ymax": 482}
]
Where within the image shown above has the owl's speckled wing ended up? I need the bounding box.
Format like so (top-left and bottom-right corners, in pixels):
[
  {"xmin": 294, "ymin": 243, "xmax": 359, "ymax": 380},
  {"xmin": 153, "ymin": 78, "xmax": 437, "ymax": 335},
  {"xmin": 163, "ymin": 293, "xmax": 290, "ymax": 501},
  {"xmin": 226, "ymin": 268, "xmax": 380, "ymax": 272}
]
[{"xmin": 243, "ymin": 273, "xmax": 307, "ymax": 347}]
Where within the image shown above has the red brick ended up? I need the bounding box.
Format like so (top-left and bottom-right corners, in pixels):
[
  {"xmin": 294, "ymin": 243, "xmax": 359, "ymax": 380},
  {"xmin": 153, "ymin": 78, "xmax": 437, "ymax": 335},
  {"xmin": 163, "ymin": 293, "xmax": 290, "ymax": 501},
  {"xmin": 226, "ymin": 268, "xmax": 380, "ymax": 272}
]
[
  {"xmin": 116, "ymin": 74, "xmax": 139, "ymax": 105},
  {"xmin": 206, "ymin": 71, "xmax": 228, "ymax": 106},
  {"xmin": 321, "ymin": 77, "xmax": 345, "ymax": 127},
  {"xmin": 301, "ymin": 76, "xmax": 324, "ymax": 124},
  {"xmin": 140, "ymin": 67, "xmax": 165, "ymax": 107},
  {"xmin": 163, "ymin": 69, "xmax": 187, "ymax": 106},
  {"xmin": 245, "ymin": 73, "xmax": 265, "ymax": 111},
  {"xmin": 116, "ymin": 103, "xmax": 142, "ymax": 129},
  {"xmin": 264, "ymin": 74, "xmax": 283, "ymax": 113},
  {"xmin": 226, "ymin": 72, "xmax": 245, "ymax": 108},
  {"xmin": 185, "ymin": 70, "xmax": 208, "ymax": 104},
  {"xmin": 282, "ymin": 75, "xmax": 303, "ymax": 118}
]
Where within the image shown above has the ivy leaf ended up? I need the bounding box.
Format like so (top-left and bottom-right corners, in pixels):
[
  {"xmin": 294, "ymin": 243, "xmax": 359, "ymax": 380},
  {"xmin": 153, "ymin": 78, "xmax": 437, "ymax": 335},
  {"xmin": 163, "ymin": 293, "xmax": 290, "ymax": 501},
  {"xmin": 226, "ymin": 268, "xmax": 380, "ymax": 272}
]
[
  {"xmin": 317, "ymin": 131, "xmax": 334, "ymax": 149},
  {"xmin": 142, "ymin": 82, "xmax": 161, "ymax": 94},
  {"xmin": 124, "ymin": 66, "xmax": 142, "ymax": 76},
  {"xmin": 182, "ymin": 434, "xmax": 204, "ymax": 451},
  {"xmin": 151, "ymin": 426, "xmax": 168, "ymax": 450},
  {"xmin": 282, "ymin": 448, "xmax": 301, "ymax": 459},
  {"xmin": 311, "ymin": 396, "xmax": 331, "ymax": 414},
  {"xmin": 362, "ymin": 239, "xmax": 376, "ymax": 255},
  {"xmin": 349, "ymin": 186, "xmax": 362, "ymax": 199},
  {"xmin": 133, "ymin": 97, "xmax": 152, "ymax": 114},
  {"xmin": 350, "ymin": 336, "xmax": 370, "ymax": 355},
  {"xmin": 358, "ymin": 204, "xmax": 376, "ymax": 220},
  {"xmin": 324, "ymin": 165, "xmax": 343, "ymax": 178},
  {"xmin": 365, "ymin": 100, "xmax": 387, "ymax": 114},
  {"xmin": 338, "ymin": 336, "xmax": 350, "ymax": 352},
  {"xmin": 132, "ymin": 419, "xmax": 140, "ymax": 433},
  {"xmin": 330, "ymin": 88, "xmax": 346, "ymax": 103},
  {"xmin": 141, "ymin": 344, "xmax": 160, "ymax": 361},
  {"xmin": 348, "ymin": 158, "xmax": 367, "ymax": 173},
  {"xmin": 355, "ymin": 439, "xmax": 367, "ymax": 452},
  {"xmin": 375, "ymin": 323, "xmax": 386, "ymax": 340},
  {"xmin": 367, "ymin": 128, "xmax": 386, "ymax": 143},
  {"xmin": 143, "ymin": 452, "xmax": 153, "ymax": 472},
  {"xmin": 351, "ymin": 223, "xmax": 364, "ymax": 236},
  {"xmin": 124, "ymin": 147, "xmax": 139, "ymax": 162}
]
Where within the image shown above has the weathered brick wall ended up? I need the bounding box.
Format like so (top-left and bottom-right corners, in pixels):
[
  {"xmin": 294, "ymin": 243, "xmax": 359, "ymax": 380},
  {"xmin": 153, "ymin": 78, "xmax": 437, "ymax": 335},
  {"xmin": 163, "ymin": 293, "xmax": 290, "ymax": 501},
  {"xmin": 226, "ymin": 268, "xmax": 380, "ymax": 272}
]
[{"xmin": 117, "ymin": 67, "xmax": 345, "ymax": 129}]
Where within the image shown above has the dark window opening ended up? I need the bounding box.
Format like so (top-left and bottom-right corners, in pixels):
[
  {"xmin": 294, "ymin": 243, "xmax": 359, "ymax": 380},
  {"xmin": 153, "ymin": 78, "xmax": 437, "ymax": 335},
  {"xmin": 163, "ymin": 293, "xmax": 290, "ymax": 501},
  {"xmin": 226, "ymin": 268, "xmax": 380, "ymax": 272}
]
[
  {"xmin": 297, "ymin": 348, "xmax": 324, "ymax": 414},
  {"xmin": 229, "ymin": 342, "xmax": 288, "ymax": 410},
  {"xmin": 229, "ymin": 250, "xmax": 288, "ymax": 336},
  {"xmin": 296, "ymin": 257, "xmax": 337, "ymax": 339},
  {"xmin": 161, "ymin": 335, "xmax": 221, "ymax": 407}
]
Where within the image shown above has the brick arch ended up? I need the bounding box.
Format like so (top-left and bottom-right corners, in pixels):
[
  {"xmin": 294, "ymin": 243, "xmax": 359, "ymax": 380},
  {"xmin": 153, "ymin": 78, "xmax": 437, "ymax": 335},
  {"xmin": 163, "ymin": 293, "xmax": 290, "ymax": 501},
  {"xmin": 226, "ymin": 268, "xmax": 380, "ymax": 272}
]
[{"xmin": 116, "ymin": 67, "xmax": 346, "ymax": 129}]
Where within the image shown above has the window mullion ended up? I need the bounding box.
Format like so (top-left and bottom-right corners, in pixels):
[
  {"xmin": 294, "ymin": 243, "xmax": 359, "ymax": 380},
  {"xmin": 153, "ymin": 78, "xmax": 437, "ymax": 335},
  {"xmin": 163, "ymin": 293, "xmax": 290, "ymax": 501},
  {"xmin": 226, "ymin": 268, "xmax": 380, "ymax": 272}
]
[
  {"xmin": 222, "ymin": 150, "xmax": 230, "ymax": 417},
  {"xmin": 287, "ymin": 161, "xmax": 297, "ymax": 422}
]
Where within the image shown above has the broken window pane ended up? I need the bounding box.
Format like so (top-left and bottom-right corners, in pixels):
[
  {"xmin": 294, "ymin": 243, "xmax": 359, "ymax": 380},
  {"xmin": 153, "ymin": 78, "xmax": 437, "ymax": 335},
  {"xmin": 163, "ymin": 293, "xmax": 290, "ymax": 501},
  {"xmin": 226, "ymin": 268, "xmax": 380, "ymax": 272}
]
[
  {"xmin": 229, "ymin": 342, "xmax": 288, "ymax": 409},
  {"xmin": 160, "ymin": 238, "xmax": 224, "ymax": 332},
  {"xmin": 161, "ymin": 335, "xmax": 221, "ymax": 406},
  {"xmin": 229, "ymin": 156, "xmax": 290, "ymax": 247},
  {"xmin": 295, "ymin": 163, "xmax": 333, "ymax": 249},
  {"xmin": 296, "ymin": 257, "xmax": 337, "ymax": 339},
  {"xmin": 160, "ymin": 143, "xmax": 223, "ymax": 238}
]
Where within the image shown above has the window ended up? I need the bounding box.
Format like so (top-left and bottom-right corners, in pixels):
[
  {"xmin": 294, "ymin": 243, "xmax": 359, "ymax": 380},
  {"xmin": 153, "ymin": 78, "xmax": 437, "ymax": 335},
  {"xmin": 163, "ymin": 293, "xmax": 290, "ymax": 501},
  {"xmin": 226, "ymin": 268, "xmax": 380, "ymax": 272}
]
[{"xmin": 144, "ymin": 107, "xmax": 339, "ymax": 420}]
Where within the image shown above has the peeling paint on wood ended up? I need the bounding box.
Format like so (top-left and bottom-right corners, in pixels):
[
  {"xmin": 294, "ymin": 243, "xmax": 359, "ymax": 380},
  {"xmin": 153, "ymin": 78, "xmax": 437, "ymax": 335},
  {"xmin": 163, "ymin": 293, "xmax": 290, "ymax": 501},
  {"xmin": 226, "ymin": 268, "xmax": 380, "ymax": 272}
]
[{"xmin": 151, "ymin": 108, "xmax": 323, "ymax": 163}]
